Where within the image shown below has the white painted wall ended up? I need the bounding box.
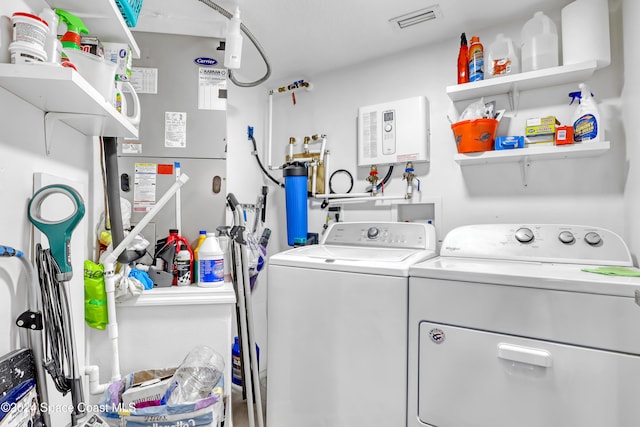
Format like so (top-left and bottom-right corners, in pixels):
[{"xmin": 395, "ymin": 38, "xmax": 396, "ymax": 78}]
[
  {"xmin": 226, "ymin": 1, "xmax": 629, "ymax": 369},
  {"xmin": 0, "ymin": 5, "xmax": 97, "ymax": 426},
  {"xmin": 622, "ymin": 0, "xmax": 640, "ymax": 264}
]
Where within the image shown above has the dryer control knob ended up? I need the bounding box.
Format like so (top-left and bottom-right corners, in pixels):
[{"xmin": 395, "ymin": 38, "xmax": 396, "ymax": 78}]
[
  {"xmin": 558, "ymin": 231, "xmax": 575, "ymax": 244},
  {"xmin": 585, "ymin": 232, "xmax": 602, "ymax": 246},
  {"xmin": 515, "ymin": 227, "xmax": 534, "ymax": 243},
  {"xmin": 367, "ymin": 227, "xmax": 380, "ymax": 239}
]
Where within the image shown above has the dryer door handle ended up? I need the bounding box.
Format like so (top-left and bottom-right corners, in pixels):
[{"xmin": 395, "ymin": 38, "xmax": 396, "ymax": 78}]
[{"xmin": 497, "ymin": 343, "xmax": 552, "ymax": 367}]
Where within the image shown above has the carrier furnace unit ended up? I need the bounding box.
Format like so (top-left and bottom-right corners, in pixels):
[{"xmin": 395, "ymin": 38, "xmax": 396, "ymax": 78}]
[{"xmin": 357, "ymin": 96, "xmax": 430, "ymax": 167}]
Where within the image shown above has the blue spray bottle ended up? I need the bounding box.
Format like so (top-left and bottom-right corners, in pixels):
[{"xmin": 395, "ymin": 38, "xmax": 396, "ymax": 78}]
[{"xmin": 569, "ymin": 83, "xmax": 602, "ymax": 143}]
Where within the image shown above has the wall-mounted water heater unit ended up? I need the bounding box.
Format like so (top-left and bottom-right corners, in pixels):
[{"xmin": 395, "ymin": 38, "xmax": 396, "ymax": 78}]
[{"xmin": 357, "ymin": 96, "xmax": 430, "ymax": 167}]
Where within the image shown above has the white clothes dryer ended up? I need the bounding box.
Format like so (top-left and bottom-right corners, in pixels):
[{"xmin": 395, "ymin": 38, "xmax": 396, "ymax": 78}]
[
  {"xmin": 408, "ymin": 224, "xmax": 640, "ymax": 427},
  {"xmin": 267, "ymin": 221, "xmax": 437, "ymax": 427}
]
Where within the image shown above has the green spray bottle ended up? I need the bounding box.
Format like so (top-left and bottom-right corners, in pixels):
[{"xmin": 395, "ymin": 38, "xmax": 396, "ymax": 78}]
[{"xmin": 55, "ymin": 9, "xmax": 88, "ymax": 49}]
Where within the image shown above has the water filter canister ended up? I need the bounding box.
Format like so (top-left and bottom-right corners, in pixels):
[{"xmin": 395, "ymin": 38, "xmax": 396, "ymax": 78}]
[
  {"xmin": 283, "ymin": 163, "xmax": 308, "ymax": 246},
  {"xmin": 198, "ymin": 233, "xmax": 224, "ymax": 288}
]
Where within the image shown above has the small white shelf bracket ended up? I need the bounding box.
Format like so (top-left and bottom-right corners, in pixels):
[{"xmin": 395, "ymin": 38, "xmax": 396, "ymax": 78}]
[
  {"xmin": 519, "ymin": 155, "xmax": 531, "ymax": 187},
  {"xmin": 44, "ymin": 112, "xmax": 104, "ymax": 155},
  {"xmin": 508, "ymin": 83, "xmax": 520, "ymax": 114}
]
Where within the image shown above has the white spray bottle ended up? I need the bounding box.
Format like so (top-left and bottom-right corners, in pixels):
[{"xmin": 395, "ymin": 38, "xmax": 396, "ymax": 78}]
[{"xmin": 571, "ymin": 83, "xmax": 602, "ymax": 143}]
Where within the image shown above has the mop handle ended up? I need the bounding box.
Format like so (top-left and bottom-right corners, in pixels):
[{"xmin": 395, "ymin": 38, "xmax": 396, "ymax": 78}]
[{"xmin": 28, "ymin": 184, "xmax": 85, "ymax": 281}]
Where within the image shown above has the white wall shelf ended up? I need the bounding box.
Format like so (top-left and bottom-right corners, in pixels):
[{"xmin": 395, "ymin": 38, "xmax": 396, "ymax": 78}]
[
  {"xmin": 446, "ymin": 60, "xmax": 598, "ymax": 110},
  {"xmin": 0, "ymin": 64, "xmax": 138, "ymax": 140},
  {"xmin": 455, "ymin": 141, "xmax": 610, "ymax": 186},
  {"xmin": 43, "ymin": 0, "xmax": 141, "ymax": 57},
  {"xmin": 454, "ymin": 141, "xmax": 610, "ymax": 166}
]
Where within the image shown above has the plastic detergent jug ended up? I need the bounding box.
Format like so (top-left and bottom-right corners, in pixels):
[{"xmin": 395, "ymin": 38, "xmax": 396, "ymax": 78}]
[
  {"xmin": 521, "ymin": 11, "xmax": 558, "ymax": 72},
  {"xmin": 486, "ymin": 33, "xmax": 520, "ymax": 78},
  {"xmin": 197, "ymin": 233, "xmax": 224, "ymax": 288},
  {"xmin": 232, "ymin": 336, "xmax": 259, "ymax": 386},
  {"xmin": 570, "ymin": 83, "xmax": 602, "ymax": 143},
  {"xmin": 192, "ymin": 230, "xmax": 207, "ymax": 283},
  {"xmin": 164, "ymin": 229, "xmax": 193, "ymax": 285}
]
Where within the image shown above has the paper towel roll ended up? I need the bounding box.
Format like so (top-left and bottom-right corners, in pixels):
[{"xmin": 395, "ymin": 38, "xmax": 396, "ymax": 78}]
[{"xmin": 561, "ymin": 0, "xmax": 611, "ymax": 68}]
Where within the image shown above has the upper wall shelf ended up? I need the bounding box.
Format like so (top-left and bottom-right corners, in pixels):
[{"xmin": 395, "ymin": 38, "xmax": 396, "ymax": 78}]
[
  {"xmin": 446, "ymin": 60, "xmax": 598, "ymax": 110},
  {"xmin": 43, "ymin": 0, "xmax": 140, "ymax": 58},
  {"xmin": 0, "ymin": 64, "xmax": 138, "ymax": 139}
]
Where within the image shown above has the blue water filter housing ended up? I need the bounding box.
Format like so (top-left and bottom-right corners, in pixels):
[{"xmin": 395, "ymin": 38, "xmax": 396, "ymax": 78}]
[{"xmin": 283, "ymin": 163, "xmax": 308, "ymax": 246}]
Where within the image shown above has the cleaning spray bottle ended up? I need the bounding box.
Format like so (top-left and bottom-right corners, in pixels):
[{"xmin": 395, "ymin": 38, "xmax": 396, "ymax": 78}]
[
  {"xmin": 457, "ymin": 32, "xmax": 469, "ymax": 84},
  {"xmin": 55, "ymin": 9, "xmax": 88, "ymax": 50},
  {"xmin": 569, "ymin": 83, "xmax": 602, "ymax": 143}
]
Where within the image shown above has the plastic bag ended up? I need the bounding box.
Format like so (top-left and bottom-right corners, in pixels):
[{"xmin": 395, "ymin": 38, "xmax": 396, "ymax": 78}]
[
  {"xmin": 459, "ymin": 98, "xmax": 486, "ymax": 121},
  {"xmin": 115, "ymin": 264, "xmax": 144, "ymax": 302},
  {"xmin": 84, "ymin": 260, "xmax": 108, "ymax": 330}
]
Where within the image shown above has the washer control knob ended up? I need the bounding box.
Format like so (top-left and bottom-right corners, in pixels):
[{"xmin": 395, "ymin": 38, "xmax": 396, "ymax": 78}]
[
  {"xmin": 367, "ymin": 227, "xmax": 380, "ymax": 239},
  {"xmin": 558, "ymin": 231, "xmax": 575, "ymax": 244},
  {"xmin": 585, "ymin": 232, "xmax": 602, "ymax": 246},
  {"xmin": 515, "ymin": 227, "xmax": 534, "ymax": 243}
]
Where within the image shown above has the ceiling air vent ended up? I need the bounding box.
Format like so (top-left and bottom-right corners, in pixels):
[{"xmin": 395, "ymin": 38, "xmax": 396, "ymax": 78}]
[{"xmin": 389, "ymin": 5, "xmax": 442, "ymax": 29}]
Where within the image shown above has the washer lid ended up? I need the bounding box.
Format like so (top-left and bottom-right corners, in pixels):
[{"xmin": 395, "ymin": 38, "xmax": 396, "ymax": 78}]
[
  {"xmin": 269, "ymin": 245, "xmax": 437, "ymax": 276},
  {"xmin": 410, "ymin": 257, "xmax": 640, "ymax": 297}
]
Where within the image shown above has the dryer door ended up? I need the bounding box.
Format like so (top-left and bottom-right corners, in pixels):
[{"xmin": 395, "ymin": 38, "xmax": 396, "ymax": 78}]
[{"xmin": 417, "ymin": 322, "xmax": 640, "ymax": 427}]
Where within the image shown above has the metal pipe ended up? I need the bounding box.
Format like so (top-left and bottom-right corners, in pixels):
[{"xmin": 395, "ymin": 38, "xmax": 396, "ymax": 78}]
[{"xmin": 102, "ymin": 137, "xmax": 126, "ymax": 261}]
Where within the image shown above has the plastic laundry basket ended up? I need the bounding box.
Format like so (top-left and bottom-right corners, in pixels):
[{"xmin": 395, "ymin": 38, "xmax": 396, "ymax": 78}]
[
  {"xmin": 114, "ymin": 0, "xmax": 144, "ymax": 27},
  {"xmin": 99, "ymin": 370, "xmax": 225, "ymax": 427},
  {"xmin": 451, "ymin": 119, "xmax": 499, "ymax": 153}
]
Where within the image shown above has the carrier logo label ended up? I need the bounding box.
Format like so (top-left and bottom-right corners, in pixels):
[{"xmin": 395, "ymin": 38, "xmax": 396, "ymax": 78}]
[
  {"xmin": 429, "ymin": 328, "xmax": 445, "ymax": 344},
  {"xmin": 194, "ymin": 57, "xmax": 218, "ymax": 66}
]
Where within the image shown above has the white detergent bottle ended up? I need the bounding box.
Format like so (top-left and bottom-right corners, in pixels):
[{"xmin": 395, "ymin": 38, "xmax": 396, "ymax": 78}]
[
  {"xmin": 486, "ymin": 33, "xmax": 520, "ymax": 78},
  {"xmin": 572, "ymin": 83, "xmax": 602, "ymax": 143},
  {"xmin": 197, "ymin": 232, "xmax": 225, "ymax": 288}
]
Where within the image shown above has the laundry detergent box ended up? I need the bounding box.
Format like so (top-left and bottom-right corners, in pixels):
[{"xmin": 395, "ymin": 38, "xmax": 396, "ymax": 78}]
[
  {"xmin": 121, "ymin": 377, "xmax": 172, "ymax": 408},
  {"xmin": 103, "ymin": 42, "xmax": 132, "ymax": 81},
  {"xmin": 525, "ymin": 115, "xmax": 559, "ymax": 145}
]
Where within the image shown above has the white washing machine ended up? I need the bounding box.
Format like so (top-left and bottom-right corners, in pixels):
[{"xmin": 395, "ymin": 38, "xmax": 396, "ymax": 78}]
[
  {"xmin": 408, "ymin": 224, "xmax": 640, "ymax": 427},
  {"xmin": 267, "ymin": 221, "xmax": 437, "ymax": 427}
]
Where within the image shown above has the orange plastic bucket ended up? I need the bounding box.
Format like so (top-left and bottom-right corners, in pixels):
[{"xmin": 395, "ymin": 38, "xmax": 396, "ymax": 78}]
[{"xmin": 451, "ymin": 118, "xmax": 499, "ymax": 153}]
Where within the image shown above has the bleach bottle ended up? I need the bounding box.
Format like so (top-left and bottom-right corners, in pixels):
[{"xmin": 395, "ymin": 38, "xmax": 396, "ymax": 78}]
[
  {"xmin": 570, "ymin": 83, "xmax": 602, "ymax": 143},
  {"xmin": 197, "ymin": 232, "xmax": 224, "ymax": 288}
]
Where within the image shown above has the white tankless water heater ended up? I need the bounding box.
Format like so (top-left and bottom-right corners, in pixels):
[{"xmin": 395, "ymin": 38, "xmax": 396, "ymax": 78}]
[{"xmin": 357, "ymin": 96, "xmax": 430, "ymax": 167}]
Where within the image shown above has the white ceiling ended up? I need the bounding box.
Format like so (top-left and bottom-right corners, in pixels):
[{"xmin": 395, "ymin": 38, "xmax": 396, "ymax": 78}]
[{"xmin": 134, "ymin": 0, "xmax": 574, "ymax": 83}]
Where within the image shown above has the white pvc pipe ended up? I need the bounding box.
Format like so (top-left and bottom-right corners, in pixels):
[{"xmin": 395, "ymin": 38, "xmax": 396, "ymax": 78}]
[
  {"xmin": 314, "ymin": 194, "xmax": 409, "ymax": 205},
  {"xmin": 267, "ymin": 91, "xmax": 273, "ymax": 169},
  {"xmin": 93, "ymin": 174, "xmax": 190, "ymax": 391},
  {"xmin": 175, "ymin": 162, "xmax": 182, "ymax": 233}
]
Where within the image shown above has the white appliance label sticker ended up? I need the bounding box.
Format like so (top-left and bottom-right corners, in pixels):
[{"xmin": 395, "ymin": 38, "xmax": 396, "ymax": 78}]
[
  {"xmin": 122, "ymin": 140, "xmax": 142, "ymax": 154},
  {"xmin": 198, "ymin": 67, "xmax": 227, "ymax": 111},
  {"xmin": 133, "ymin": 163, "xmax": 157, "ymax": 213},
  {"xmin": 165, "ymin": 112, "xmax": 187, "ymax": 148},
  {"xmin": 131, "ymin": 67, "xmax": 158, "ymax": 94}
]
